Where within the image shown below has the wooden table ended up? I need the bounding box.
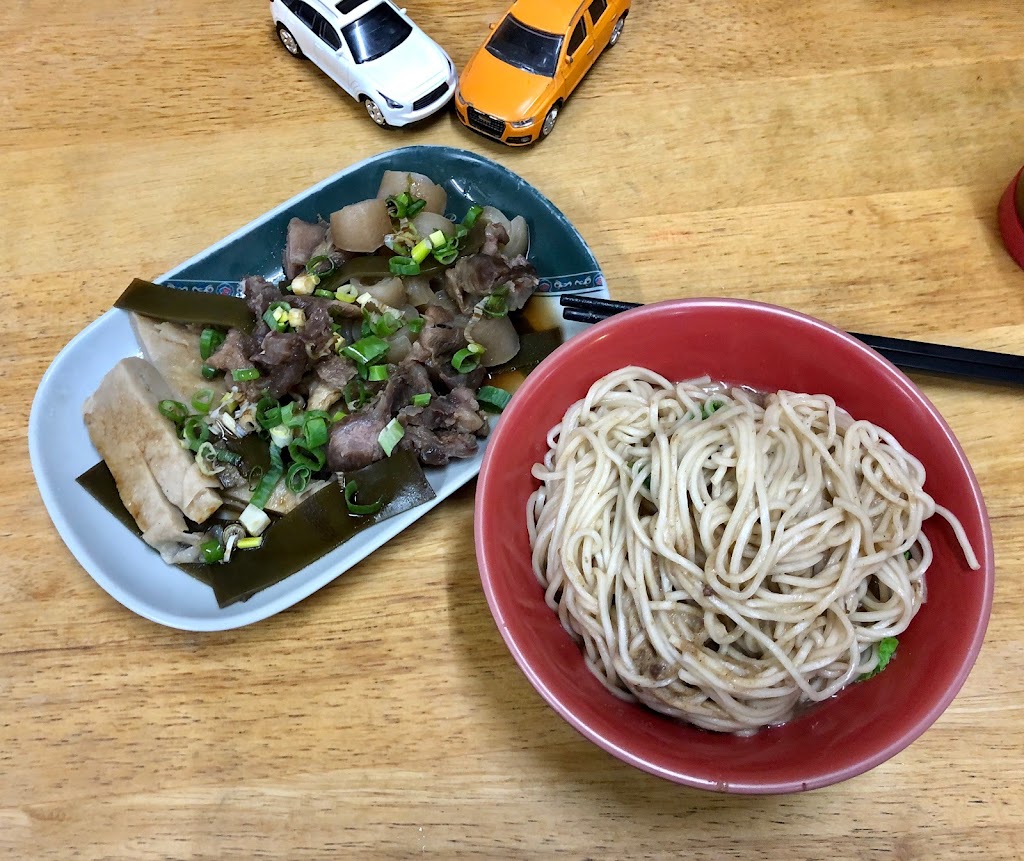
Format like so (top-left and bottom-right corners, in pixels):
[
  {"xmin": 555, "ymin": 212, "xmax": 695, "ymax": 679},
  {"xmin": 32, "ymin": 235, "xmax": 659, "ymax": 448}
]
[{"xmin": 4, "ymin": 1, "xmax": 1023, "ymax": 857}]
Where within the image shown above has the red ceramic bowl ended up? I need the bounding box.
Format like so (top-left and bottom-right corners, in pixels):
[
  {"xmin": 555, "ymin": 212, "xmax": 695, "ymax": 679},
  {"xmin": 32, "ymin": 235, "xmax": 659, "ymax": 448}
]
[
  {"xmin": 475, "ymin": 298, "xmax": 993, "ymax": 793},
  {"xmin": 998, "ymin": 166, "xmax": 1024, "ymax": 270}
]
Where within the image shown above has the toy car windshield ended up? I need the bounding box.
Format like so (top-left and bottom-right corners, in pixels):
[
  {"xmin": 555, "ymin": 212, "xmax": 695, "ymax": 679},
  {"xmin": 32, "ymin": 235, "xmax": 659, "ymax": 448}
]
[
  {"xmin": 485, "ymin": 16, "xmax": 562, "ymax": 78},
  {"xmin": 342, "ymin": 3, "xmax": 412, "ymax": 63}
]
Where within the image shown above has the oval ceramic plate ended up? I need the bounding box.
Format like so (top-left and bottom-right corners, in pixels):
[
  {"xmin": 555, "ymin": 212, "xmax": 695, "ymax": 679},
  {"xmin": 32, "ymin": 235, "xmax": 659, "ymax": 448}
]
[{"xmin": 29, "ymin": 145, "xmax": 608, "ymax": 631}]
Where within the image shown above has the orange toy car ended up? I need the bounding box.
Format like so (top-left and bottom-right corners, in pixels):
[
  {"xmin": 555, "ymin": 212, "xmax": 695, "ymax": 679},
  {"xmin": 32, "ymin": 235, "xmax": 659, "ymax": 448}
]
[{"xmin": 454, "ymin": 0, "xmax": 630, "ymax": 145}]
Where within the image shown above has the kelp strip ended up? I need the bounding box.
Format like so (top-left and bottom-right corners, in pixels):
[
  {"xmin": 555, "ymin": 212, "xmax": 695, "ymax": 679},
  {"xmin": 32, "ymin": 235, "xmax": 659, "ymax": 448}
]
[{"xmin": 76, "ymin": 449, "xmax": 436, "ymax": 608}]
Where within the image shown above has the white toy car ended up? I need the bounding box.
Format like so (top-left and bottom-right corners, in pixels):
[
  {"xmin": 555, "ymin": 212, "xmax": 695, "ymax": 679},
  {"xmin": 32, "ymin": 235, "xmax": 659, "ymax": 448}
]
[{"xmin": 270, "ymin": 0, "xmax": 456, "ymax": 127}]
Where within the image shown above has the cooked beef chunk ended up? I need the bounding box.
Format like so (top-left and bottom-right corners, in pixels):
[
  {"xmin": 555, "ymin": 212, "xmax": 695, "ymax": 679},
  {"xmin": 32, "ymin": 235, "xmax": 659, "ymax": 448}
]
[
  {"xmin": 315, "ymin": 355, "xmax": 358, "ymax": 390},
  {"xmin": 398, "ymin": 426, "xmax": 478, "ymax": 466},
  {"xmin": 505, "ymin": 256, "xmax": 540, "ymax": 312},
  {"xmin": 444, "ymin": 254, "xmax": 511, "ymax": 314},
  {"xmin": 243, "ymin": 276, "xmax": 281, "ymax": 320},
  {"xmin": 326, "ymin": 373, "xmax": 406, "ymax": 472},
  {"xmin": 283, "ymin": 217, "xmax": 330, "ymax": 280},
  {"xmin": 430, "ymin": 362, "xmax": 486, "ymax": 394},
  {"xmin": 481, "ymin": 222, "xmax": 509, "ymax": 257},
  {"xmin": 402, "ymin": 386, "xmax": 486, "ymax": 436},
  {"xmin": 253, "ymin": 331, "xmax": 309, "ymax": 399},
  {"xmin": 294, "ymin": 300, "xmax": 335, "ymax": 358},
  {"xmin": 207, "ymin": 329, "xmax": 260, "ymax": 374}
]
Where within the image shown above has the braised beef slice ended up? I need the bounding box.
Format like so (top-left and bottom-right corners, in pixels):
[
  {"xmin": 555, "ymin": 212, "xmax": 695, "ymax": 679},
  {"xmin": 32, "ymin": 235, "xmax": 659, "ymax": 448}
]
[
  {"xmin": 444, "ymin": 254, "xmax": 511, "ymax": 314},
  {"xmin": 253, "ymin": 331, "xmax": 309, "ymax": 399},
  {"xmin": 505, "ymin": 256, "xmax": 540, "ymax": 312},
  {"xmin": 315, "ymin": 355, "xmax": 358, "ymax": 390},
  {"xmin": 398, "ymin": 426, "xmax": 478, "ymax": 466},
  {"xmin": 481, "ymin": 222, "xmax": 509, "ymax": 257}
]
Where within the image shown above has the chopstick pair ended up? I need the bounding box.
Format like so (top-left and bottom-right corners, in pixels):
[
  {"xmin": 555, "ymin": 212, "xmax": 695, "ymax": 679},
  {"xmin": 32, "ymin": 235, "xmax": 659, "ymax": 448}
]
[{"xmin": 558, "ymin": 295, "xmax": 1024, "ymax": 387}]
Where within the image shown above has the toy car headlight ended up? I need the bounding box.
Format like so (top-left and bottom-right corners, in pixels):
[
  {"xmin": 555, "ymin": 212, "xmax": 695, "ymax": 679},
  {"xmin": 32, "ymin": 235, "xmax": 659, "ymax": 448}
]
[
  {"xmin": 379, "ymin": 93, "xmax": 404, "ymax": 109},
  {"xmin": 510, "ymin": 117, "xmax": 535, "ymax": 128}
]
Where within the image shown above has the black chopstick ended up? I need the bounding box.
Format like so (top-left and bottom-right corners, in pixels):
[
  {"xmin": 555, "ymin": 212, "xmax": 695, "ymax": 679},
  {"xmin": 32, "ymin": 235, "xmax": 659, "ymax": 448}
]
[{"xmin": 558, "ymin": 295, "xmax": 1024, "ymax": 386}]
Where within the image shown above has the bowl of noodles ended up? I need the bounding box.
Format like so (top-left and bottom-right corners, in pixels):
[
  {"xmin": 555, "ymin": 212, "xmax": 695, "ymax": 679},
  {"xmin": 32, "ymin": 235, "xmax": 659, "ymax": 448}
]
[{"xmin": 474, "ymin": 297, "xmax": 993, "ymax": 793}]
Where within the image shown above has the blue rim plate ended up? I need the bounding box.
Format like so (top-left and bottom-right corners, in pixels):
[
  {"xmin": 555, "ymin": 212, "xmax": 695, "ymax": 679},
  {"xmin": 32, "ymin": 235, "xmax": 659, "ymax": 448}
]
[{"xmin": 28, "ymin": 145, "xmax": 609, "ymax": 631}]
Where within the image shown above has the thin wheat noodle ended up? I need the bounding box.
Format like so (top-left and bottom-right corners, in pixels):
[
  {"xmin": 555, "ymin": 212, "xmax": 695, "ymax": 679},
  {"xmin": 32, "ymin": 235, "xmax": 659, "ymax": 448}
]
[{"xmin": 527, "ymin": 366, "xmax": 980, "ymax": 733}]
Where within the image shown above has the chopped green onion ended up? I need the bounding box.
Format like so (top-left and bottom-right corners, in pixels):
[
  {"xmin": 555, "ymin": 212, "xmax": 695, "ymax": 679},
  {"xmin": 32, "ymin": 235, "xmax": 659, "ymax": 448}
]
[
  {"xmin": 232, "ymin": 367, "xmax": 261, "ymax": 382},
  {"xmin": 480, "ymin": 291, "xmax": 509, "ymax": 319},
  {"xmin": 288, "ymin": 439, "xmax": 326, "ymax": 471},
  {"xmin": 341, "ymin": 334, "xmax": 390, "ymax": 366},
  {"xmin": 432, "ymin": 239, "xmax": 459, "ymax": 265},
  {"xmin": 411, "ymin": 393, "xmax": 431, "ymax": 407},
  {"xmin": 701, "ymin": 400, "xmax": 725, "ymax": 419},
  {"xmin": 278, "ymin": 401, "xmax": 303, "ymax": 428},
  {"xmin": 262, "ymin": 301, "xmax": 291, "ymax": 332},
  {"xmin": 331, "ymin": 410, "xmax": 347, "ymax": 422},
  {"xmin": 365, "ymin": 309, "xmax": 404, "ymax": 338},
  {"xmin": 199, "ymin": 328, "xmax": 225, "ymax": 360},
  {"xmin": 334, "ymin": 286, "xmax": 359, "ymax": 303},
  {"xmin": 236, "ymin": 536, "xmax": 264, "ymax": 550},
  {"xmin": 182, "ymin": 416, "xmax": 210, "ymax": 451},
  {"xmin": 256, "ymin": 396, "xmax": 282, "ymax": 429},
  {"xmin": 190, "ymin": 388, "xmax": 215, "ymax": 414},
  {"xmin": 343, "ymin": 379, "xmax": 367, "ymax": 411},
  {"xmin": 385, "ymin": 192, "xmax": 411, "ymax": 218},
  {"xmin": 249, "ymin": 445, "xmax": 284, "ymax": 510},
  {"xmin": 314, "ymin": 288, "xmax": 335, "ymax": 299},
  {"xmin": 405, "ymin": 316, "xmax": 424, "ymax": 334},
  {"xmin": 860, "ymin": 636, "xmax": 900, "ymax": 680},
  {"xmin": 215, "ymin": 447, "xmax": 242, "ymax": 465},
  {"xmin": 305, "ymin": 255, "xmax": 335, "ymax": 277},
  {"xmin": 286, "ymin": 462, "xmax": 312, "ymax": 493},
  {"xmin": 378, "ymin": 417, "xmax": 405, "ymax": 457},
  {"xmin": 201, "ymin": 364, "xmax": 221, "ymax": 380},
  {"xmin": 388, "ymin": 255, "xmax": 420, "ymax": 276},
  {"xmin": 406, "ymin": 198, "xmax": 426, "ymax": 218},
  {"xmin": 367, "ymin": 364, "xmax": 390, "ymax": 382},
  {"xmin": 200, "ymin": 539, "xmax": 225, "ymax": 564},
  {"xmin": 303, "ymin": 415, "xmax": 329, "ymax": 449},
  {"xmin": 451, "ymin": 343, "xmax": 485, "ymax": 373},
  {"xmin": 158, "ymin": 400, "xmax": 189, "ymax": 423},
  {"xmin": 477, "ymin": 385, "xmax": 512, "ymax": 412},
  {"xmin": 410, "ymin": 238, "xmax": 433, "ymax": 264},
  {"xmin": 462, "ymin": 204, "xmax": 483, "ymax": 229},
  {"xmin": 344, "ymin": 479, "xmax": 384, "ymax": 515}
]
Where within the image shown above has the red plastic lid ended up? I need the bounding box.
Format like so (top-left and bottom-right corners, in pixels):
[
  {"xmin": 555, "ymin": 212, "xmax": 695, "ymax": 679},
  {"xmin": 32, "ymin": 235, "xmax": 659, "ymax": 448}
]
[{"xmin": 998, "ymin": 166, "xmax": 1024, "ymax": 270}]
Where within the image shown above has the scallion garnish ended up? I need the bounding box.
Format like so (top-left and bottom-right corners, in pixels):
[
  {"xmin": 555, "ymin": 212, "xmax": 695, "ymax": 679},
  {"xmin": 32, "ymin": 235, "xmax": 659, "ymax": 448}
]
[
  {"xmin": 190, "ymin": 388, "xmax": 215, "ymax": 414},
  {"xmin": 367, "ymin": 364, "xmax": 390, "ymax": 382},
  {"xmin": 378, "ymin": 417, "xmax": 405, "ymax": 457},
  {"xmin": 199, "ymin": 328, "xmax": 225, "ymax": 361},
  {"xmin": 262, "ymin": 301, "xmax": 291, "ymax": 332},
  {"xmin": 341, "ymin": 334, "xmax": 390, "ymax": 366},
  {"xmin": 303, "ymin": 415, "xmax": 329, "ymax": 449},
  {"xmin": 343, "ymin": 378, "xmax": 367, "ymax": 411},
  {"xmin": 232, "ymin": 367, "xmax": 261, "ymax": 382},
  {"xmin": 405, "ymin": 317, "xmax": 424, "ymax": 334},
  {"xmin": 305, "ymin": 255, "xmax": 335, "ymax": 277},
  {"xmin": 182, "ymin": 416, "xmax": 211, "ymax": 451},
  {"xmin": 411, "ymin": 393, "xmax": 431, "ymax": 407},
  {"xmin": 286, "ymin": 462, "xmax": 312, "ymax": 493},
  {"xmin": 288, "ymin": 439, "xmax": 326, "ymax": 471},
  {"xmin": 249, "ymin": 444, "xmax": 284, "ymax": 510},
  {"xmin": 451, "ymin": 343, "xmax": 485, "ymax": 373},
  {"xmin": 314, "ymin": 288, "xmax": 335, "ymax": 299},
  {"xmin": 200, "ymin": 539, "xmax": 225, "ymax": 564},
  {"xmin": 236, "ymin": 536, "xmax": 264, "ymax": 551},
  {"xmin": 344, "ymin": 479, "xmax": 384, "ymax": 515},
  {"xmin": 388, "ymin": 255, "xmax": 420, "ymax": 276},
  {"xmin": 158, "ymin": 399, "xmax": 189, "ymax": 423},
  {"xmin": 256, "ymin": 396, "xmax": 282, "ymax": 429},
  {"xmin": 462, "ymin": 204, "xmax": 483, "ymax": 229},
  {"xmin": 701, "ymin": 400, "xmax": 725, "ymax": 419},
  {"xmin": 476, "ymin": 385, "xmax": 512, "ymax": 412}
]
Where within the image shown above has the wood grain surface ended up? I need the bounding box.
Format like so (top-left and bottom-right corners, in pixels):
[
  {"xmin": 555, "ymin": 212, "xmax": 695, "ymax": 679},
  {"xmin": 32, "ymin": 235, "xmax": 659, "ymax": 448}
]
[{"xmin": 3, "ymin": 1, "xmax": 1023, "ymax": 858}]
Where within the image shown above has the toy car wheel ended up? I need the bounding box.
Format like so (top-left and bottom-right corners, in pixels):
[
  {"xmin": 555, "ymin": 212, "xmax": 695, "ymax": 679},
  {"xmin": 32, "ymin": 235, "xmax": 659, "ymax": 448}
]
[
  {"xmin": 277, "ymin": 24, "xmax": 302, "ymax": 58},
  {"xmin": 609, "ymin": 15, "xmax": 626, "ymax": 47},
  {"xmin": 541, "ymin": 103, "xmax": 561, "ymax": 138},
  {"xmin": 363, "ymin": 98, "xmax": 390, "ymax": 128}
]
